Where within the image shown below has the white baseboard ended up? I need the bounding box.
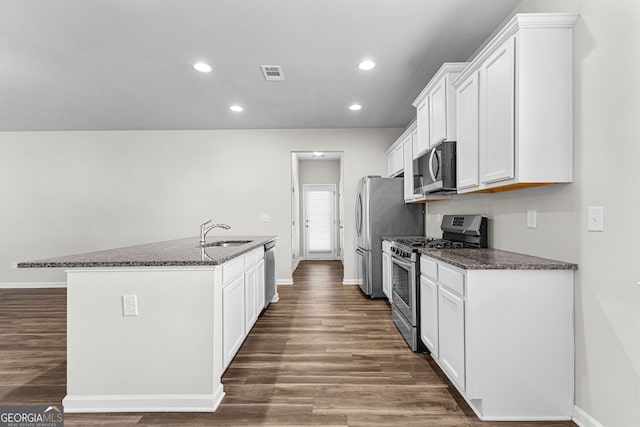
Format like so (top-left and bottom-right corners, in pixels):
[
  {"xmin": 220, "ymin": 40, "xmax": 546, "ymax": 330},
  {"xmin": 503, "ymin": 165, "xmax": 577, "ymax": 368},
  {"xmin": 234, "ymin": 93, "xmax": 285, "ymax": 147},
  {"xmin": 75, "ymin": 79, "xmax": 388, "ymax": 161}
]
[
  {"xmin": 270, "ymin": 293, "xmax": 280, "ymax": 303},
  {"xmin": 0, "ymin": 281, "xmax": 67, "ymax": 289},
  {"xmin": 63, "ymin": 387, "xmax": 224, "ymax": 413},
  {"xmin": 277, "ymin": 278, "xmax": 293, "ymax": 285},
  {"xmin": 573, "ymin": 406, "xmax": 605, "ymax": 427},
  {"xmin": 342, "ymin": 279, "xmax": 359, "ymax": 285},
  {"xmin": 291, "ymin": 257, "xmax": 302, "ymax": 272}
]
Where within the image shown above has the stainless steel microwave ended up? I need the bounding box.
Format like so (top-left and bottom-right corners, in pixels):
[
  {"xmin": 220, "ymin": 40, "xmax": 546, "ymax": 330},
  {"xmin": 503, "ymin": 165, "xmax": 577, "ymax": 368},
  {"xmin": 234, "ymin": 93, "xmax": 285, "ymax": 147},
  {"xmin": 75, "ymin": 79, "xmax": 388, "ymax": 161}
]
[{"xmin": 413, "ymin": 141, "xmax": 456, "ymax": 195}]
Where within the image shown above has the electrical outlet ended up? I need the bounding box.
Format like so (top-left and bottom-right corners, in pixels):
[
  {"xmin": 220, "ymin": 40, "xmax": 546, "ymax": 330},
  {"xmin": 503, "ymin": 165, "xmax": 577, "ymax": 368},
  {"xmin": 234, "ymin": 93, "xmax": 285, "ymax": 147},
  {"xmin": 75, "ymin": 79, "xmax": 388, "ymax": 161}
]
[
  {"xmin": 122, "ymin": 295, "xmax": 138, "ymax": 317},
  {"xmin": 526, "ymin": 210, "xmax": 537, "ymax": 229},
  {"xmin": 261, "ymin": 214, "xmax": 270, "ymax": 223},
  {"xmin": 587, "ymin": 207, "xmax": 604, "ymax": 232}
]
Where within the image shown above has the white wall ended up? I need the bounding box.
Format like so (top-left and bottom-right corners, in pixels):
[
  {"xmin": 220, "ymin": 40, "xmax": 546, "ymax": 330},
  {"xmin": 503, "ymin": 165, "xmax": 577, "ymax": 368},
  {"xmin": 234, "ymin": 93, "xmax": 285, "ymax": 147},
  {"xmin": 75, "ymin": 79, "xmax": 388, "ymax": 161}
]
[
  {"xmin": 1, "ymin": 128, "xmax": 400, "ymax": 285},
  {"xmin": 299, "ymin": 159, "xmax": 341, "ymax": 183},
  {"xmin": 426, "ymin": 1, "xmax": 640, "ymax": 425},
  {"xmin": 298, "ymin": 158, "xmax": 342, "ymax": 261}
]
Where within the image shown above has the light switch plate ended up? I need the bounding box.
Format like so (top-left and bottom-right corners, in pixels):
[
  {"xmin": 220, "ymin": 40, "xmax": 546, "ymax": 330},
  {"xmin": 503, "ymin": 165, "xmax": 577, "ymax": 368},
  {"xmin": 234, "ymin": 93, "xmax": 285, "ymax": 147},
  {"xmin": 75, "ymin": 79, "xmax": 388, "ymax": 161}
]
[
  {"xmin": 587, "ymin": 207, "xmax": 604, "ymax": 232},
  {"xmin": 526, "ymin": 210, "xmax": 537, "ymax": 229},
  {"xmin": 261, "ymin": 214, "xmax": 270, "ymax": 223}
]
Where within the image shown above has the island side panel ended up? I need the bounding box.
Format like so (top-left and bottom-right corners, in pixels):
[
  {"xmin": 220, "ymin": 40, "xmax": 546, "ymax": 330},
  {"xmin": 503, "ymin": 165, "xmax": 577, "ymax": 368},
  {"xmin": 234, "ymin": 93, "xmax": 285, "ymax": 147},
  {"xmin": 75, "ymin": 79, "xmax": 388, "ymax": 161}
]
[{"xmin": 65, "ymin": 267, "xmax": 223, "ymax": 412}]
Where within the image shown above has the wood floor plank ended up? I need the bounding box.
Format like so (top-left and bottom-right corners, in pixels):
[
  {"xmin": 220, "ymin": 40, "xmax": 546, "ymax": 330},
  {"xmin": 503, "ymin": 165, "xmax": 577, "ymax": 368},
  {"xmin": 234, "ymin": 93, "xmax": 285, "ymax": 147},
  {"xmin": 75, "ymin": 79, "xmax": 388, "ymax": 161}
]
[{"xmin": 0, "ymin": 261, "xmax": 577, "ymax": 426}]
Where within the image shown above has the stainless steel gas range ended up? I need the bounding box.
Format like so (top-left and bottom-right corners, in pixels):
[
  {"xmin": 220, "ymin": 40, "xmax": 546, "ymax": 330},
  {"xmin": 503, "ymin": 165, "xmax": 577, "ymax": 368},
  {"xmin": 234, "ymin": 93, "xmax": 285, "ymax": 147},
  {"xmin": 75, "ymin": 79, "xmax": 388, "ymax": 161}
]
[{"xmin": 390, "ymin": 214, "xmax": 488, "ymax": 352}]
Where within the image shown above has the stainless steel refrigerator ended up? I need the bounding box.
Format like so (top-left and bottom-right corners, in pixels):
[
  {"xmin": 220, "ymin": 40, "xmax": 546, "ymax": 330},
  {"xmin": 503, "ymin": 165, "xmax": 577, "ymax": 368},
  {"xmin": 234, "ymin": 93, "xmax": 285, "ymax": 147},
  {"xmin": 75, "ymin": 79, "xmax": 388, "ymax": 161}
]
[{"xmin": 355, "ymin": 176, "xmax": 424, "ymax": 298}]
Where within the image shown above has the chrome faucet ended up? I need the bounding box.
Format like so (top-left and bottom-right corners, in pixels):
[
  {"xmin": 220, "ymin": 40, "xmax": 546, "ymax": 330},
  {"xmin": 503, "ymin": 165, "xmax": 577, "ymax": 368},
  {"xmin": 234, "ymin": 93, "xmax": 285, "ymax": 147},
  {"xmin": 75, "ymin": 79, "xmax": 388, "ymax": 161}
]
[{"xmin": 199, "ymin": 219, "xmax": 231, "ymax": 245}]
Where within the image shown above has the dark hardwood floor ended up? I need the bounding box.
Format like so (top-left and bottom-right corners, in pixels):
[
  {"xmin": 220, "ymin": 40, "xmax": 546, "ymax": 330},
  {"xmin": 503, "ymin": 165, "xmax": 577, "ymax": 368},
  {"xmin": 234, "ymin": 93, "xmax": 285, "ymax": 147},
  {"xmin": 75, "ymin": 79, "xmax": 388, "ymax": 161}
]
[{"xmin": 0, "ymin": 261, "xmax": 576, "ymax": 426}]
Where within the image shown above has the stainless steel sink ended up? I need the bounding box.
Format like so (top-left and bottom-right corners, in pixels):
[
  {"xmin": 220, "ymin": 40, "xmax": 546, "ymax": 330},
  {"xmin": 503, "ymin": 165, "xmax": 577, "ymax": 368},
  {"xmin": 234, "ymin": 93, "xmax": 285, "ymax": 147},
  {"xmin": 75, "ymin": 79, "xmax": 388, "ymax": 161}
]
[{"xmin": 199, "ymin": 240, "xmax": 252, "ymax": 248}]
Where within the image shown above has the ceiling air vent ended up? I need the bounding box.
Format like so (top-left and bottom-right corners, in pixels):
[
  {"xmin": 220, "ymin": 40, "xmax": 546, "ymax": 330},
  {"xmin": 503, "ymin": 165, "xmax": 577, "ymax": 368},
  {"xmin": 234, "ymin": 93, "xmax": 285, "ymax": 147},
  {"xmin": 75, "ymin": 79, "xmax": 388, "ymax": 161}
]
[{"xmin": 261, "ymin": 65, "xmax": 284, "ymax": 81}]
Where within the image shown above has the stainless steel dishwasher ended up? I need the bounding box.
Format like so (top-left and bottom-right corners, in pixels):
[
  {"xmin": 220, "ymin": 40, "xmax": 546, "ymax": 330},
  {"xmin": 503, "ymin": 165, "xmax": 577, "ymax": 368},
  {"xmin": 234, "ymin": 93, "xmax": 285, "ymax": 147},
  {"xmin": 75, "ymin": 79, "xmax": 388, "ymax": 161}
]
[{"xmin": 264, "ymin": 240, "xmax": 276, "ymax": 307}]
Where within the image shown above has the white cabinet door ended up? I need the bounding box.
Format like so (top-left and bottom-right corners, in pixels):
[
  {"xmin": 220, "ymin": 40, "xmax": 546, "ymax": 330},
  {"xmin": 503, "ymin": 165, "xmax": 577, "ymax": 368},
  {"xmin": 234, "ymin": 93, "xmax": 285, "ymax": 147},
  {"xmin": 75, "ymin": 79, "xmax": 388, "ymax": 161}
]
[
  {"xmin": 415, "ymin": 99, "xmax": 430, "ymax": 158},
  {"xmin": 403, "ymin": 133, "xmax": 414, "ymax": 202},
  {"xmin": 245, "ymin": 264, "xmax": 258, "ymax": 333},
  {"xmin": 222, "ymin": 274, "xmax": 245, "ymax": 370},
  {"xmin": 438, "ymin": 286, "xmax": 465, "ymax": 391},
  {"xmin": 394, "ymin": 143, "xmax": 404, "ymax": 174},
  {"xmin": 481, "ymin": 37, "xmax": 515, "ymax": 185},
  {"xmin": 387, "ymin": 138, "xmax": 405, "ymax": 177},
  {"xmin": 420, "ymin": 274, "xmax": 439, "ymax": 357},
  {"xmin": 411, "ymin": 127, "xmax": 418, "ymax": 160},
  {"xmin": 456, "ymin": 70, "xmax": 480, "ymax": 191},
  {"xmin": 256, "ymin": 258, "xmax": 265, "ymax": 314},
  {"xmin": 429, "ymin": 79, "xmax": 447, "ymax": 147},
  {"xmin": 382, "ymin": 251, "xmax": 391, "ymax": 301}
]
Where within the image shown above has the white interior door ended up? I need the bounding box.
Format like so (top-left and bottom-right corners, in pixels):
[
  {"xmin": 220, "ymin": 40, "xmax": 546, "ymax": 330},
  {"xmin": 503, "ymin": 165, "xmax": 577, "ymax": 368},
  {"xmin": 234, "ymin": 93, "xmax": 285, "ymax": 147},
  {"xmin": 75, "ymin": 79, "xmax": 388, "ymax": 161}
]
[{"xmin": 303, "ymin": 184, "xmax": 336, "ymax": 259}]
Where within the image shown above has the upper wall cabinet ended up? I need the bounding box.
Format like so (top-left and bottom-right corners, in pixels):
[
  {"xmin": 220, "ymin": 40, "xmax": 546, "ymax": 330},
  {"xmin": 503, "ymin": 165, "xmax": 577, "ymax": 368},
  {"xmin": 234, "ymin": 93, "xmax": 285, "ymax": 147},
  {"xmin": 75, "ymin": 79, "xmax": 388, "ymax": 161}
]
[
  {"xmin": 386, "ymin": 136, "xmax": 405, "ymax": 177},
  {"xmin": 453, "ymin": 13, "xmax": 578, "ymax": 194},
  {"xmin": 456, "ymin": 70, "xmax": 480, "ymax": 190},
  {"xmin": 402, "ymin": 122, "xmax": 417, "ymax": 202},
  {"xmin": 412, "ymin": 63, "xmax": 468, "ymax": 159}
]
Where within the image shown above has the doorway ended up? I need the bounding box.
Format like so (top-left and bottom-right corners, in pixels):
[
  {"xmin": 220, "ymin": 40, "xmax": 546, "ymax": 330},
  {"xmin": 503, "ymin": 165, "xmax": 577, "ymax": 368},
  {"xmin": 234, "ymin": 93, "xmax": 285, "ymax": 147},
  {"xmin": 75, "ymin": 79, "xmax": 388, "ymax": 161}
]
[
  {"xmin": 290, "ymin": 152, "xmax": 344, "ymax": 273},
  {"xmin": 303, "ymin": 184, "xmax": 336, "ymax": 259}
]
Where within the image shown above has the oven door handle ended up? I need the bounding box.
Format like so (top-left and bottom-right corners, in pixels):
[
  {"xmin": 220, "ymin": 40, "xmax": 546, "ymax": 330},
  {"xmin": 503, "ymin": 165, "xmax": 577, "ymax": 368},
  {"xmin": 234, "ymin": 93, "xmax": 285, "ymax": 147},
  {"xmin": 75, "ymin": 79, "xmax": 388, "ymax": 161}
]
[{"xmin": 391, "ymin": 253, "xmax": 413, "ymax": 270}]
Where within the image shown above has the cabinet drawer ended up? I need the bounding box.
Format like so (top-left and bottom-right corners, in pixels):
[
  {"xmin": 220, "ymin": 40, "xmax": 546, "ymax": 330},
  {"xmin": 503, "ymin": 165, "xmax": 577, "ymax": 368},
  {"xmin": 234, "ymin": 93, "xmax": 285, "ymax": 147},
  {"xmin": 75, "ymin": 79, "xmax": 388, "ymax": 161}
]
[
  {"xmin": 438, "ymin": 264, "xmax": 465, "ymax": 296},
  {"xmin": 420, "ymin": 256, "xmax": 438, "ymax": 280},
  {"xmin": 223, "ymin": 256, "xmax": 245, "ymax": 285},
  {"xmin": 245, "ymin": 247, "xmax": 265, "ymax": 268}
]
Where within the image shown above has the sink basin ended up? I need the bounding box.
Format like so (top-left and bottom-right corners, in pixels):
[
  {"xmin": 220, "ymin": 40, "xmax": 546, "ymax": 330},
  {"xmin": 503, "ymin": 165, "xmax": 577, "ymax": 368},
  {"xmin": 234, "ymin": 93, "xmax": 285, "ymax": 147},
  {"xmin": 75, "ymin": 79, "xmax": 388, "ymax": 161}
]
[{"xmin": 199, "ymin": 240, "xmax": 252, "ymax": 248}]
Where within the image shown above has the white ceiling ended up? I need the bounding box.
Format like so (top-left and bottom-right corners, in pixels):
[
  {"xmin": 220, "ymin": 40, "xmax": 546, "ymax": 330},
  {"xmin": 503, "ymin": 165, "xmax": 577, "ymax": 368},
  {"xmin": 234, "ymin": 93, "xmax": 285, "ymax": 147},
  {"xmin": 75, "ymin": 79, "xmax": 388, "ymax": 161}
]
[{"xmin": 0, "ymin": 0, "xmax": 520, "ymax": 131}]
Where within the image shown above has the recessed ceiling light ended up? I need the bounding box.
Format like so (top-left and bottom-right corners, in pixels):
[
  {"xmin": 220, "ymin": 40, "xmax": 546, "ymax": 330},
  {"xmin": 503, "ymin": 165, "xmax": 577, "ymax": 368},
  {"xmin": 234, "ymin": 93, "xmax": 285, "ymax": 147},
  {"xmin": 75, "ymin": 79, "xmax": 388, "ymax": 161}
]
[
  {"xmin": 358, "ymin": 60, "xmax": 376, "ymax": 71},
  {"xmin": 193, "ymin": 62, "xmax": 212, "ymax": 73},
  {"xmin": 313, "ymin": 152, "xmax": 324, "ymax": 157},
  {"xmin": 349, "ymin": 104, "xmax": 362, "ymax": 111},
  {"xmin": 230, "ymin": 105, "xmax": 244, "ymax": 112}
]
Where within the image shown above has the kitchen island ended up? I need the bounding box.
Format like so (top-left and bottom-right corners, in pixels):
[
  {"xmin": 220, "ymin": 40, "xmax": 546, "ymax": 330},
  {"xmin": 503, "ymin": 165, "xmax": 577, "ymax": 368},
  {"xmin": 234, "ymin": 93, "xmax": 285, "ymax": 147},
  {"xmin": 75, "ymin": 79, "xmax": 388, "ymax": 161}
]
[{"xmin": 18, "ymin": 236, "xmax": 277, "ymax": 413}]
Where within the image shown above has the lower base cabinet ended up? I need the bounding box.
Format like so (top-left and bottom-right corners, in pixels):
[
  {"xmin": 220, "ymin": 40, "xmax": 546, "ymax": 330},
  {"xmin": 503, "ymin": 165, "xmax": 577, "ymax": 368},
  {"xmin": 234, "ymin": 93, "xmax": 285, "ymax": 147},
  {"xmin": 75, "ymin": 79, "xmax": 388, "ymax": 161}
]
[
  {"xmin": 382, "ymin": 240, "xmax": 392, "ymax": 301},
  {"xmin": 419, "ymin": 274, "xmax": 438, "ymax": 357},
  {"xmin": 222, "ymin": 274, "xmax": 245, "ymax": 370},
  {"xmin": 257, "ymin": 258, "xmax": 265, "ymax": 311},
  {"xmin": 437, "ymin": 286, "xmax": 465, "ymax": 391},
  {"xmin": 419, "ymin": 254, "xmax": 574, "ymax": 421},
  {"xmin": 244, "ymin": 264, "xmax": 258, "ymax": 334},
  {"xmin": 222, "ymin": 246, "xmax": 266, "ymax": 371}
]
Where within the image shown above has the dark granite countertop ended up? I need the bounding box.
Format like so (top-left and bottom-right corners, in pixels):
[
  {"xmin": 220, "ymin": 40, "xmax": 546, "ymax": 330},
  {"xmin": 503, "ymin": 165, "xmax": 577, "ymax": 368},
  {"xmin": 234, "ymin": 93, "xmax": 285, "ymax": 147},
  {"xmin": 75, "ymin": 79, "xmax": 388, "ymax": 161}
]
[
  {"xmin": 383, "ymin": 236, "xmax": 576, "ymax": 270},
  {"xmin": 18, "ymin": 236, "xmax": 277, "ymax": 268},
  {"xmin": 418, "ymin": 248, "xmax": 577, "ymax": 270}
]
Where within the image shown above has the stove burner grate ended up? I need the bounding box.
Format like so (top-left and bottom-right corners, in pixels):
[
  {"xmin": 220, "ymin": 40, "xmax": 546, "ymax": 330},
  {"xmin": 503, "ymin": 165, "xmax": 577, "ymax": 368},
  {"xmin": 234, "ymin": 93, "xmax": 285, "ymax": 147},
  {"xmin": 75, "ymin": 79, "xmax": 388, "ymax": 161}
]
[
  {"xmin": 422, "ymin": 239, "xmax": 477, "ymax": 249},
  {"xmin": 393, "ymin": 236, "xmax": 482, "ymax": 250}
]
